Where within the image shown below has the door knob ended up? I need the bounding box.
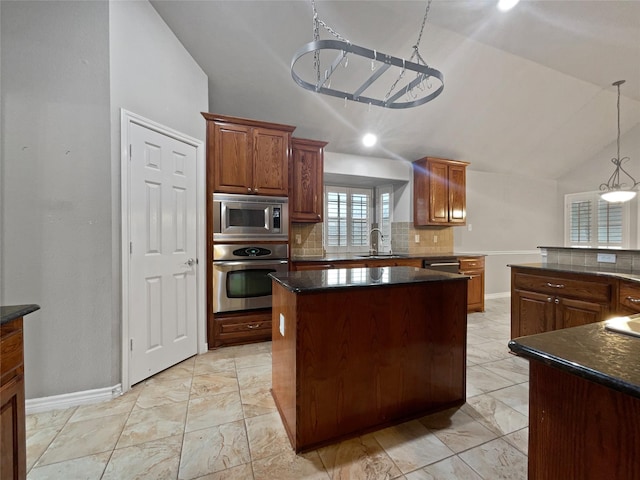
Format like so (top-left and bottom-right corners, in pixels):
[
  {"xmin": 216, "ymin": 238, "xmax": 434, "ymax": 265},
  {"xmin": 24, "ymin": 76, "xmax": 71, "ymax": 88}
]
[{"xmin": 184, "ymin": 258, "xmax": 195, "ymax": 267}]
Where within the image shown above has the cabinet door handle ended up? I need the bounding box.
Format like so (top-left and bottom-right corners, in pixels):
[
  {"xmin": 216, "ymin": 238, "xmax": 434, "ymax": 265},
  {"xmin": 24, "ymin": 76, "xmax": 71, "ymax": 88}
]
[
  {"xmin": 254, "ymin": 188, "xmax": 259, "ymax": 193},
  {"xmin": 626, "ymin": 296, "xmax": 640, "ymax": 304},
  {"xmin": 247, "ymin": 187, "xmax": 252, "ymax": 193},
  {"xmin": 546, "ymin": 282, "xmax": 565, "ymax": 289},
  {"xmin": 547, "ymin": 297, "xmax": 553, "ymax": 302},
  {"xmin": 247, "ymin": 323, "xmax": 262, "ymax": 329},
  {"xmin": 554, "ymin": 298, "xmax": 560, "ymax": 304}
]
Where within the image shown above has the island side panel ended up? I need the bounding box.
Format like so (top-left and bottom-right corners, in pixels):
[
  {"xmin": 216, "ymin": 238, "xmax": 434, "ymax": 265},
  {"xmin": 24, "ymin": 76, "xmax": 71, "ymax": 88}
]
[
  {"xmin": 295, "ymin": 280, "xmax": 467, "ymax": 451},
  {"xmin": 271, "ymin": 282, "xmax": 298, "ymax": 447},
  {"xmin": 528, "ymin": 361, "xmax": 640, "ymax": 480}
]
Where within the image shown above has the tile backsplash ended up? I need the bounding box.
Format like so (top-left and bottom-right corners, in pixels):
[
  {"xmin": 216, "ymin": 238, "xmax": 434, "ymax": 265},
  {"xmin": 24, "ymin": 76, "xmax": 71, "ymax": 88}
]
[
  {"xmin": 541, "ymin": 247, "xmax": 640, "ymax": 270},
  {"xmin": 291, "ymin": 222, "xmax": 454, "ymax": 257}
]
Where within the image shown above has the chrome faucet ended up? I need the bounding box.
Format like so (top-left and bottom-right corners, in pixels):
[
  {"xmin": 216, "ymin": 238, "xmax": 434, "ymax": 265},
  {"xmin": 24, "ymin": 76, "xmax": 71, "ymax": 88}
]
[{"xmin": 370, "ymin": 228, "xmax": 384, "ymax": 255}]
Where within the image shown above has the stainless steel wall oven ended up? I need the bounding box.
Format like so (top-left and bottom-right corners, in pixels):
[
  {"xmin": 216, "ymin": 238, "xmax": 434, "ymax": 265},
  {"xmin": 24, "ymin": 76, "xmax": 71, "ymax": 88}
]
[{"xmin": 212, "ymin": 243, "xmax": 288, "ymax": 313}]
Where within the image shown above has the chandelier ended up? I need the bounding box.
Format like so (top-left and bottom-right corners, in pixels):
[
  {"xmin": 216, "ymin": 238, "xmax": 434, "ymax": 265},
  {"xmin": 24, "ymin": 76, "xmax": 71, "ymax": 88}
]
[
  {"xmin": 600, "ymin": 80, "xmax": 638, "ymax": 203},
  {"xmin": 290, "ymin": 0, "xmax": 444, "ymax": 109}
]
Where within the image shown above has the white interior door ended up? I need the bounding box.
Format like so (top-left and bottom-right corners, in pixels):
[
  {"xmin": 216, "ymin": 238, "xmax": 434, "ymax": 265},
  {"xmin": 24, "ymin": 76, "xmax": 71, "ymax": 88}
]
[{"xmin": 128, "ymin": 121, "xmax": 198, "ymax": 385}]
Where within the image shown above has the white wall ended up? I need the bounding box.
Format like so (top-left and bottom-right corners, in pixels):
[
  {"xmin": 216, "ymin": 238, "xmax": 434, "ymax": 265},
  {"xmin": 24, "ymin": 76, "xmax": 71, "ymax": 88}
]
[
  {"xmin": 454, "ymin": 170, "xmax": 562, "ymax": 295},
  {"xmin": 1, "ymin": 1, "xmax": 113, "ymax": 397},
  {"xmin": 0, "ymin": 0, "xmax": 208, "ymax": 400}
]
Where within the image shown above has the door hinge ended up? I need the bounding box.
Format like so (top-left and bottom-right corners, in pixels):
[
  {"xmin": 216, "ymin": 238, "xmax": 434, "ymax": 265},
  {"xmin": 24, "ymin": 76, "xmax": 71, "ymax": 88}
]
[
  {"xmin": 130, "ymin": 338, "xmax": 133, "ymax": 351},
  {"xmin": 129, "ymin": 144, "xmax": 132, "ymax": 159},
  {"xmin": 130, "ymin": 242, "xmax": 132, "ymax": 254}
]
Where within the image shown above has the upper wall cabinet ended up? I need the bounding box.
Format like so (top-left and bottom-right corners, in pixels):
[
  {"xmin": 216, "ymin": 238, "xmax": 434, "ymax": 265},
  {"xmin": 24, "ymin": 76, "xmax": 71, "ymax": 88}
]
[
  {"xmin": 203, "ymin": 113, "xmax": 296, "ymax": 196},
  {"xmin": 290, "ymin": 138, "xmax": 328, "ymax": 223},
  {"xmin": 413, "ymin": 157, "xmax": 469, "ymax": 226}
]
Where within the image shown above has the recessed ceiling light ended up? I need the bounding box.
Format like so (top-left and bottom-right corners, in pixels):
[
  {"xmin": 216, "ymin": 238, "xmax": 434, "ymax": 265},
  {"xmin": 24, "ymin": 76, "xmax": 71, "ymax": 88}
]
[
  {"xmin": 497, "ymin": 0, "xmax": 520, "ymax": 12},
  {"xmin": 362, "ymin": 133, "xmax": 377, "ymax": 147}
]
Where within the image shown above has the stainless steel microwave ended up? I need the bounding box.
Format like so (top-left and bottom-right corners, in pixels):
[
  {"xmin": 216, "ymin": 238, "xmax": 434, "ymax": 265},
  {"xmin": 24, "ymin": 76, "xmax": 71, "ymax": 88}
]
[{"xmin": 213, "ymin": 193, "xmax": 288, "ymax": 241}]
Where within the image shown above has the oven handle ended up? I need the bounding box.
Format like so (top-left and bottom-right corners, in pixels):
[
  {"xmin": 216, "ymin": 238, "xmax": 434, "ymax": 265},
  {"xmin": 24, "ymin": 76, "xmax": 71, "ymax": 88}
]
[{"xmin": 213, "ymin": 259, "xmax": 288, "ymax": 268}]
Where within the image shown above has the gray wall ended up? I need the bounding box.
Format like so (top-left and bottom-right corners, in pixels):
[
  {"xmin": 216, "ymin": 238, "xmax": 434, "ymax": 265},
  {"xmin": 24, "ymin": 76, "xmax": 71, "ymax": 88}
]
[
  {"xmin": 1, "ymin": 0, "xmax": 208, "ymax": 399},
  {"xmin": 455, "ymin": 170, "xmax": 562, "ymax": 295},
  {"xmin": 1, "ymin": 1, "xmax": 113, "ymax": 397}
]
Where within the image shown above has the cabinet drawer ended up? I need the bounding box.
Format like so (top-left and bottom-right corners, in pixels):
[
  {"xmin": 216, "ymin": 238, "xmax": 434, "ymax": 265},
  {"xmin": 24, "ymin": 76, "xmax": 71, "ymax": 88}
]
[
  {"xmin": 0, "ymin": 328, "xmax": 23, "ymax": 385},
  {"xmin": 459, "ymin": 257, "xmax": 484, "ymax": 270},
  {"xmin": 513, "ymin": 272, "xmax": 611, "ymax": 303},
  {"xmin": 619, "ymin": 281, "xmax": 640, "ymax": 313},
  {"xmin": 219, "ymin": 319, "xmax": 272, "ymax": 334}
]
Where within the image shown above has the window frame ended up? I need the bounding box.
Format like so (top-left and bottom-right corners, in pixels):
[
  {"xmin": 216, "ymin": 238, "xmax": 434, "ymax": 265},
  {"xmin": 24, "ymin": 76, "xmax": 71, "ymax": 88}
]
[
  {"xmin": 324, "ymin": 185, "xmax": 373, "ymax": 254},
  {"xmin": 564, "ymin": 191, "xmax": 631, "ymax": 249}
]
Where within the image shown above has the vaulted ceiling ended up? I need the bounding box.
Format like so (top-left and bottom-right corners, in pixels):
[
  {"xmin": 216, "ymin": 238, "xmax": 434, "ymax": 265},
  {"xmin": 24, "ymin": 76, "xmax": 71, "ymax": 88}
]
[{"xmin": 150, "ymin": 0, "xmax": 640, "ymax": 180}]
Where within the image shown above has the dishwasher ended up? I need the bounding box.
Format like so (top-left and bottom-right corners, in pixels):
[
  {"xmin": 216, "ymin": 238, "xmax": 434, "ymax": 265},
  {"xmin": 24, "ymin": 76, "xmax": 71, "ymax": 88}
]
[{"xmin": 423, "ymin": 257, "xmax": 460, "ymax": 274}]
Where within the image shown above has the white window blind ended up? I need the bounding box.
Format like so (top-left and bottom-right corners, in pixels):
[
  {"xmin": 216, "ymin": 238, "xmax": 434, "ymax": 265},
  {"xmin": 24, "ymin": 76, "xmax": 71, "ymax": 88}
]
[
  {"xmin": 565, "ymin": 192, "xmax": 630, "ymax": 248},
  {"xmin": 324, "ymin": 186, "xmax": 372, "ymax": 253},
  {"xmin": 376, "ymin": 185, "xmax": 394, "ymax": 252}
]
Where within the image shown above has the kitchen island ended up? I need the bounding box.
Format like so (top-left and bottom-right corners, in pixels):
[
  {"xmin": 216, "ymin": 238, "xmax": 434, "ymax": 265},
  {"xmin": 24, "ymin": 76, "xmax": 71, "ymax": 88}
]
[
  {"xmin": 509, "ymin": 321, "xmax": 640, "ymax": 480},
  {"xmin": 269, "ymin": 266, "xmax": 467, "ymax": 452}
]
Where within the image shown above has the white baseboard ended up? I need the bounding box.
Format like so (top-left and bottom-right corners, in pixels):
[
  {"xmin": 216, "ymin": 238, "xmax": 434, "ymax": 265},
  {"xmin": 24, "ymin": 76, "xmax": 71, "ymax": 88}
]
[
  {"xmin": 26, "ymin": 384, "xmax": 123, "ymax": 415},
  {"xmin": 485, "ymin": 292, "xmax": 511, "ymax": 300}
]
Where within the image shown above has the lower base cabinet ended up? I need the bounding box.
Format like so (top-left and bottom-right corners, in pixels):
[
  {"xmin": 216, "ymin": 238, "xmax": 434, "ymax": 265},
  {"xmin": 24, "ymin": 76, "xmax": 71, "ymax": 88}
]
[
  {"xmin": 459, "ymin": 257, "xmax": 484, "ymax": 313},
  {"xmin": 212, "ymin": 309, "xmax": 271, "ymax": 348}
]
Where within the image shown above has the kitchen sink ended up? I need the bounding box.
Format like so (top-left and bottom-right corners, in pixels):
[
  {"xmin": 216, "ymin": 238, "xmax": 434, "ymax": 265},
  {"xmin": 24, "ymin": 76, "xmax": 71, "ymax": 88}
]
[{"xmin": 355, "ymin": 254, "xmax": 406, "ymax": 259}]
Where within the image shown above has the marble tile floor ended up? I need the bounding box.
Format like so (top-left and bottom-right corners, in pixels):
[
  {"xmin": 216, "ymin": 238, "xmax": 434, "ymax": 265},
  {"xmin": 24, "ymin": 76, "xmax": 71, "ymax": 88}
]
[{"xmin": 26, "ymin": 297, "xmax": 528, "ymax": 479}]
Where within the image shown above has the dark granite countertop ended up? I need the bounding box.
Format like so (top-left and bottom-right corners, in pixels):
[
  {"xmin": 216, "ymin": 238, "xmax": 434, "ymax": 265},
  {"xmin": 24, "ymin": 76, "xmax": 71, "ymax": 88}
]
[
  {"xmin": 1, "ymin": 304, "xmax": 40, "ymax": 325},
  {"xmin": 291, "ymin": 252, "xmax": 486, "ymax": 263},
  {"xmin": 508, "ymin": 262, "xmax": 640, "ymax": 283},
  {"xmin": 270, "ymin": 266, "xmax": 467, "ymax": 293},
  {"xmin": 509, "ymin": 321, "xmax": 640, "ymax": 398}
]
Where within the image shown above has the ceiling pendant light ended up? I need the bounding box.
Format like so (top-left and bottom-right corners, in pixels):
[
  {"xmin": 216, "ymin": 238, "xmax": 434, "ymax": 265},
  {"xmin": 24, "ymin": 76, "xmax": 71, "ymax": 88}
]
[
  {"xmin": 291, "ymin": 0, "xmax": 444, "ymax": 109},
  {"xmin": 497, "ymin": 0, "xmax": 520, "ymax": 12},
  {"xmin": 600, "ymin": 80, "xmax": 638, "ymax": 203},
  {"xmin": 362, "ymin": 133, "xmax": 377, "ymax": 147}
]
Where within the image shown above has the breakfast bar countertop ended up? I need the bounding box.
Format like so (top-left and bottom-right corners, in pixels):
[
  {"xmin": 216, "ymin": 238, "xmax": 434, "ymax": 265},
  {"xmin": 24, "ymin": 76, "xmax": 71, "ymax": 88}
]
[
  {"xmin": 509, "ymin": 320, "xmax": 640, "ymax": 399},
  {"xmin": 1, "ymin": 304, "xmax": 40, "ymax": 326},
  {"xmin": 269, "ymin": 265, "xmax": 466, "ymax": 293}
]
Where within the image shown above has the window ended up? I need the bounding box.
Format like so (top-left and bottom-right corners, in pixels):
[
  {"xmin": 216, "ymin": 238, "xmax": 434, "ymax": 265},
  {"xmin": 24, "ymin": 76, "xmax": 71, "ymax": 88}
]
[
  {"xmin": 324, "ymin": 186, "xmax": 372, "ymax": 253},
  {"xmin": 565, "ymin": 192, "xmax": 630, "ymax": 248},
  {"xmin": 376, "ymin": 185, "xmax": 394, "ymax": 253}
]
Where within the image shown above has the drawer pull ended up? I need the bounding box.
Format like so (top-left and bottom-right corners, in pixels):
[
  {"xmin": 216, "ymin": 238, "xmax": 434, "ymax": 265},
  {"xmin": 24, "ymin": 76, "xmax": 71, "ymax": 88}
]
[
  {"xmin": 626, "ymin": 296, "xmax": 640, "ymax": 304},
  {"xmin": 546, "ymin": 282, "xmax": 565, "ymax": 289},
  {"xmin": 247, "ymin": 323, "xmax": 262, "ymax": 329}
]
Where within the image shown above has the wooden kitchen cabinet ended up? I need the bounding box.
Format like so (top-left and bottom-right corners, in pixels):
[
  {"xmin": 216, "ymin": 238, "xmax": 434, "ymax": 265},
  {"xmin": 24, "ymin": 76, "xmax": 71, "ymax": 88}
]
[
  {"xmin": 618, "ymin": 280, "xmax": 640, "ymax": 315},
  {"xmin": 1, "ymin": 316, "xmax": 27, "ymax": 480},
  {"xmin": 212, "ymin": 309, "xmax": 272, "ymax": 348},
  {"xmin": 290, "ymin": 138, "xmax": 327, "ymax": 223},
  {"xmin": 511, "ymin": 267, "xmax": 614, "ymax": 338},
  {"xmin": 459, "ymin": 257, "xmax": 485, "ymax": 312},
  {"xmin": 413, "ymin": 157, "xmax": 469, "ymax": 226},
  {"xmin": 203, "ymin": 113, "xmax": 295, "ymax": 196}
]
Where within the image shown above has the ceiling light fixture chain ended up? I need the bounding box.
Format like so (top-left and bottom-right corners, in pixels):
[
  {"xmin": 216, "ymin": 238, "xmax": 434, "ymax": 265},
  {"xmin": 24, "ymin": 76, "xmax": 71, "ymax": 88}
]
[
  {"xmin": 291, "ymin": 0, "xmax": 444, "ymax": 109},
  {"xmin": 599, "ymin": 80, "xmax": 638, "ymax": 203}
]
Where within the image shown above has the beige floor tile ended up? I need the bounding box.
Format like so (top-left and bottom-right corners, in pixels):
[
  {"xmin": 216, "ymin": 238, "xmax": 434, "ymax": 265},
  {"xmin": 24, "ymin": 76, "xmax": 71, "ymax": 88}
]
[
  {"xmin": 488, "ymin": 383, "xmax": 529, "ymax": 416},
  {"xmin": 185, "ymin": 391, "xmax": 244, "ymax": 433},
  {"xmin": 483, "ymin": 357, "xmax": 530, "ymax": 384},
  {"xmin": 191, "ymin": 462, "xmax": 254, "ymax": 479},
  {"xmin": 373, "ymin": 420, "xmax": 454, "ymax": 473},
  {"xmin": 463, "ymin": 394, "xmax": 528, "ymax": 436},
  {"xmin": 117, "ymin": 401, "xmax": 188, "ymax": 448},
  {"xmin": 504, "ymin": 427, "xmax": 529, "ymax": 455},
  {"xmin": 234, "ymin": 352, "xmax": 271, "ymax": 370},
  {"xmin": 27, "ymin": 452, "xmax": 111, "ymax": 480},
  {"xmin": 136, "ymin": 377, "xmax": 192, "ymax": 409},
  {"xmin": 317, "ymin": 434, "xmax": 402, "ymax": 480},
  {"xmin": 26, "ymin": 406, "xmax": 76, "ymax": 431},
  {"xmin": 458, "ymin": 438, "xmax": 527, "ymax": 479},
  {"xmin": 190, "ymin": 372, "xmax": 238, "ymax": 398},
  {"xmin": 147, "ymin": 356, "xmax": 196, "ymax": 382},
  {"xmin": 36, "ymin": 413, "xmax": 128, "ymax": 466},
  {"xmin": 245, "ymin": 412, "xmax": 291, "ymax": 461},
  {"xmin": 240, "ymin": 385, "xmax": 277, "ymax": 418},
  {"xmin": 406, "ymin": 455, "xmax": 482, "ymax": 480},
  {"xmin": 69, "ymin": 395, "xmax": 137, "ymax": 423},
  {"xmin": 26, "ymin": 425, "xmax": 63, "ymax": 471},
  {"xmin": 194, "ymin": 356, "xmax": 236, "ymax": 376},
  {"xmin": 467, "ymin": 340, "xmax": 512, "ymax": 365},
  {"xmin": 233, "ymin": 342, "xmax": 272, "ymax": 357},
  {"xmin": 420, "ymin": 408, "xmax": 497, "ymax": 453},
  {"xmin": 179, "ymin": 420, "xmax": 250, "ymax": 479},
  {"xmin": 236, "ymin": 363, "xmax": 271, "ymax": 390},
  {"xmin": 466, "ymin": 365, "xmax": 517, "ymax": 397},
  {"xmin": 252, "ymin": 450, "xmax": 329, "ymax": 480},
  {"xmin": 103, "ymin": 434, "xmax": 183, "ymax": 480}
]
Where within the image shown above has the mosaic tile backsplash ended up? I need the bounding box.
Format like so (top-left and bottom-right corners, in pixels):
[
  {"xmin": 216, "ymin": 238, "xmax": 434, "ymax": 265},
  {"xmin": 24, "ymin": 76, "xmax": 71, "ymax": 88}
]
[{"xmin": 541, "ymin": 247, "xmax": 640, "ymax": 271}]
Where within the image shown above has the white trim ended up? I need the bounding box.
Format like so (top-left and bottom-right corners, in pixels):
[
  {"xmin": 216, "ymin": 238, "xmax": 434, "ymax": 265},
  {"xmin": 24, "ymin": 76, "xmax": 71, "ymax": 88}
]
[
  {"xmin": 485, "ymin": 292, "xmax": 511, "ymax": 300},
  {"xmin": 26, "ymin": 384, "xmax": 123, "ymax": 414},
  {"xmin": 120, "ymin": 110, "xmax": 206, "ymax": 394},
  {"xmin": 455, "ymin": 250, "xmax": 540, "ymax": 256}
]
